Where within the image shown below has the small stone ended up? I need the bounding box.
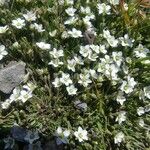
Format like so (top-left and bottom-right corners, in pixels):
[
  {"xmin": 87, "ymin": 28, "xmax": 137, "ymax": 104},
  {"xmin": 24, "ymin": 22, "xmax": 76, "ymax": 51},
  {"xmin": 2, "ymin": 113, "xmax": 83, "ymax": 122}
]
[
  {"xmin": 74, "ymin": 100, "xmax": 87, "ymax": 111},
  {"xmin": 84, "ymin": 30, "xmax": 95, "ymax": 44},
  {"xmin": 0, "ymin": 61, "xmax": 26, "ymax": 94}
]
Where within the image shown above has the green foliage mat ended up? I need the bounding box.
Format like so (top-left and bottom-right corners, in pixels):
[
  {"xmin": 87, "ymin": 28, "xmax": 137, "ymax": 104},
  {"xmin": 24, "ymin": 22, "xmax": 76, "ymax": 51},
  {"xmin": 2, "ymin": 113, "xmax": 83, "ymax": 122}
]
[{"xmin": 0, "ymin": 0, "xmax": 150, "ymax": 149}]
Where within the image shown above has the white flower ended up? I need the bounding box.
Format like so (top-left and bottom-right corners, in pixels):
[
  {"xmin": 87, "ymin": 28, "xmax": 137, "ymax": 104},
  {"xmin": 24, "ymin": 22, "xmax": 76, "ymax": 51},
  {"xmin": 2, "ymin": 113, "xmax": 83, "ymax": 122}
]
[
  {"xmin": 103, "ymin": 30, "xmax": 118, "ymax": 47},
  {"xmin": 23, "ymin": 11, "xmax": 36, "ymax": 22},
  {"xmin": 99, "ymin": 45, "xmax": 107, "ymax": 54},
  {"xmin": 48, "ymin": 59, "xmax": 63, "ymax": 67},
  {"xmin": 90, "ymin": 45, "xmax": 100, "ymax": 54},
  {"xmin": 89, "ymin": 69, "xmax": 98, "ymax": 79},
  {"xmin": 134, "ymin": 44, "xmax": 149, "ymax": 58},
  {"xmin": 116, "ymin": 91, "xmax": 126, "ymax": 105},
  {"xmin": 88, "ymin": 51, "xmax": 98, "ymax": 61},
  {"xmin": 101, "ymin": 55, "xmax": 113, "ymax": 64},
  {"xmin": 145, "ymin": 105, "xmax": 150, "ymax": 113},
  {"xmin": 56, "ymin": 127, "xmax": 63, "ymax": 135},
  {"xmin": 85, "ymin": 14, "xmax": 95, "ymax": 21},
  {"xmin": 108, "ymin": 0, "xmax": 119, "ymax": 5},
  {"xmin": 119, "ymin": 34, "xmax": 134, "ymax": 47},
  {"xmin": 97, "ymin": 55, "xmax": 112, "ymax": 76},
  {"xmin": 124, "ymin": 3, "xmax": 128, "ymax": 11},
  {"xmin": 116, "ymin": 111, "xmax": 126, "ymax": 124},
  {"xmin": 74, "ymin": 55, "xmax": 84, "ymax": 65},
  {"xmin": 67, "ymin": 59, "xmax": 76, "ymax": 72},
  {"xmin": 107, "ymin": 64, "xmax": 119, "ymax": 80},
  {"xmin": 52, "ymin": 77, "xmax": 62, "ymax": 88},
  {"xmin": 1, "ymin": 99, "xmax": 11, "ymax": 109},
  {"xmin": 74, "ymin": 126, "xmax": 88, "ymax": 142},
  {"xmin": 60, "ymin": 73, "xmax": 72, "ymax": 86},
  {"xmin": 49, "ymin": 48, "xmax": 64, "ymax": 58},
  {"xmin": 141, "ymin": 60, "xmax": 150, "ymax": 64},
  {"xmin": 122, "ymin": 64, "xmax": 129, "ymax": 74},
  {"xmin": 64, "ymin": 16, "xmax": 78, "ymax": 25},
  {"xmin": 0, "ymin": 25, "xmax": 8, "ymax": 34},
  {"xmin": 107, "ymin": 36, "xmax": 118, "ymax": 47},
  {"xmin": 63, "ymin": 130, "xmax": 70, "ymax": 137},
  {"xmin": 139, "ymin": 119, "xmax": 145, "ymax": 127},
  {"xmin": 83, "ymin": 14, "xmax": 95, "ymax": 28},
  {"xmin": 79, "ymin": 45, "xmax": 91, "ymax": 58},
  {"xmin": 66, "ymin": 85, "xmax": 77, "ymax": 95},
  {"xmin": 120, "ymin": 81, "xmax": 132, "ymax": 94},
  {"xmin": 65, "ymin": 7, "xmax": 76, "ymax": 16},
  {"xmin": 83, "ymin": 16, "xmax": 93, "ymax": 28},
  {"xmin": 30, "ymin": 23, "xmax": 45, "ymax": 33},
  {"xmin": 78, "ymin": 73, "xmax": 92, "ymax": 87},
  {"xmin": 1, "ymin": 83, "xmax": 35, "ymax": 109},
  {"xmin": 80, "ymin": 6, "xmax": 91, "ymax": 14},
  {"xmin": 97, "ymin": 3, "xmax": 111, "ymax": 15},
  {"xmin": 144, "ymin": 86, "xmax": 150, "ymax": 99},
  {"xmin": 56, "ymin": 127, "xmax": 70, "ymax": 137},
  {"xmin": 68, "ymin": 28, "xmax": 82, "ymax": 38},
  {"xmin": 114, "ymin": 132, "xmax": 124, "ymax": 144},
  {"xmin": 12, "ymin": 42, "xmax": 19, "ymax": 48},
  {"xmin": 139, "ymin": 90, "xmax": 145, "ymax": 100},
  {"xmin": 127, "ymin": 76, "xmax": 136, "ymax": 87},
  {"xmin": 126, "ymin": 57, "xmax": 132, "ymax": 64},
  {"xmin": 137, "ymin": 107, "xmax": 145, "ymax": 116},
  {"xmin": 58, "ymin": 0, "xmax": 64, "ymax": 5},
  {"xmin": 0, "ymin": 44, "xmax": 8, "ymax": 60},
  {"xmin": 23, "ymin": 82, "xmax": 36, "ymax": 92},
  {"xmin": 97, "ymin": 61, "xmax": 106, "ymax": 73},
  {"xmin": 55, "ymin": 127, "xmax": 70, "ymax": 144},
  {"xmin": 0, "ymin": 0, "xmax": 5, "ymax": 5},
  {"xmin": 9, "ymin": 87, "xmax": 21, "ymax": 102},
  {"xmin": 66, "ymin": 0, "xmax": 74, "ymax": 5},
  {"xmin": 120, "ymin": 81, "xmax": 134, "ymax": 94},
  {"xmin": 61, "ymin": 31, "xmax": 69, "ymax": 39},
  {"xmin": 86, "ymin": 0, "xmax": 90, "ymax": 4},
  {"xmin": 12, "ymin": 18, "xmax": 25, "ymax": 29},
  {"xmin": 36, "ymin": 42, "xmax": 51, "ymax": 50},
  {"xmin": 49, "ymin": 30, "xmax": 57, "ymax": 37},
  {"xmin": 18, "ymin": 90, "xmax": 32, "ymax": 103},
  {"xmin": 103, "ymin": 30, "xmax": 111, "ymax": 39},
  {"xmin": 112, "ymin": 51, "xmax": 123, "ymax": 67},
  {"xmin": 120, "ymin": 76, "xmax": 136, "ymax": 94}
]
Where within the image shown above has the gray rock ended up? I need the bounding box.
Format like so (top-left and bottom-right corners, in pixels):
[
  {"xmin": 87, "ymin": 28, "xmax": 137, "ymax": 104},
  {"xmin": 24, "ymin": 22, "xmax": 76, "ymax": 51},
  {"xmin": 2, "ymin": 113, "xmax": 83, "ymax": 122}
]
[
  {"xmin": 0, "ymin": 61, "xmax": 26, "ymax": 94},
  {"xmin": 23, "ymin": 142, "xmax": 43, "ymax": 150},
  {"xmin": 83, "ymin": 30, "xmax": 95, "ymax": 44},
  {"xmin": 44, "ymin": 140, "xmax": 63, "ymax": 150},
  {"xmin": 74, "ymin": 100, "xmax": 87, "ymax": 111},
  {"xmin": 11, "ymin": 125, "xmax": 27, "ymax": 142}
]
